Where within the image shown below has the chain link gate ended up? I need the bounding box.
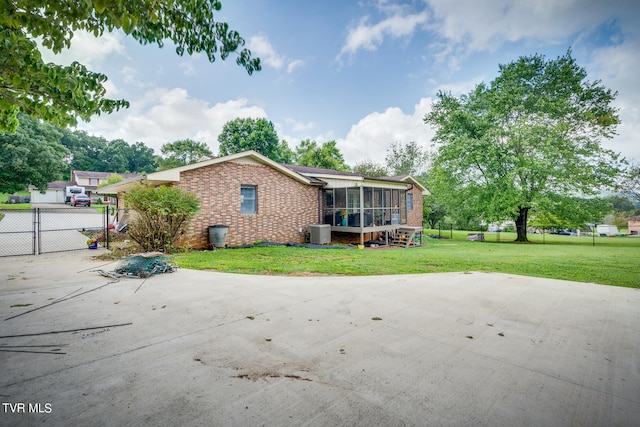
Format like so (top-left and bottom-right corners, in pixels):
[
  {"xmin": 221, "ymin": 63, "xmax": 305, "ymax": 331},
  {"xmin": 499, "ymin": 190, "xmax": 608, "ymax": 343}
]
[
  {"xmin": 0, "ymin": 207, "xmax": 112, "ymax": 257},
  {"xmin": 0, "ymin": 209, "xmax": 36, "ymax": 256}
]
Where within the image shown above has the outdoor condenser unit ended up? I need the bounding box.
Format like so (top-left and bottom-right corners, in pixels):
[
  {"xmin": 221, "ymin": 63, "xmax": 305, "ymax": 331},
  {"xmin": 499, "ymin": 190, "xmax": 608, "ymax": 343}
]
[{"xmin": 309, "ymin": 224, "xmax": 331, "ymax": 245}]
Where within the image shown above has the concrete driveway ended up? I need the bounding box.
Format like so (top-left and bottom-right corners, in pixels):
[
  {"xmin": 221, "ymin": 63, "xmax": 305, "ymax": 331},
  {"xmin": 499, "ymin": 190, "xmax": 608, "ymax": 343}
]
[{"xmin": 1, "ymin": 251, "xmax": 639, "ymax": 426}]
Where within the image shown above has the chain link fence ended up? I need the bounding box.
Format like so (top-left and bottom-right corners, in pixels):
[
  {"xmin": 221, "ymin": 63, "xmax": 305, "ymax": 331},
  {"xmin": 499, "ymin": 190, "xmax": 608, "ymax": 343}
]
[
  {"xmin": 0, "ymin": 206, "xmax": 113, "ymax": 257},
  {"xmin": 424, "ymin": 222, "xmax": 609, "ymax": 245}
]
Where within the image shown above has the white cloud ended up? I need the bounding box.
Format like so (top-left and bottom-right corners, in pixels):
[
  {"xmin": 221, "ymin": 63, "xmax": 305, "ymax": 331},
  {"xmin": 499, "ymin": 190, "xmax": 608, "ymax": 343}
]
[
  {"xmin": 338, "ymin": 10, "xmax": 429, "ymax": 59},
  {"xmin": 39, "ymin": 30, "xmax": 125, "ymax": 68},
  {"xmin": 337, "ymin": 98, "xmax": 435, "ymax": 165},
  {"xmin": 248, "ymin": 35, "xmax": 304, "ymax": 73},
  {"xmin": 283, "ymin": 118, "xmax": 317, "ymax": 133},
  {"xmin": 426, "ymin": 0, "xmax": 640, "ymax": 53},
  {"xmin": 78, "ymin": 88, "xmax": 268, "ymax": 154},
  {"xmin": 588, "ymin": 39, "xmax": 640, "ymax": 161},
  {"xmin": 287, "ymin": 59, "xmax": 305, "ymax": 74},
  {"xmin": 179, "ymin": 61, "xmax": 196, "ymax": 76}
]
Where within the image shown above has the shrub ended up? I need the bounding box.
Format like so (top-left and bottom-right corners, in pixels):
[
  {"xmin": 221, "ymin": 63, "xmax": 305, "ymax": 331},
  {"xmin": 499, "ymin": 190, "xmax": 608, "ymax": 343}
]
[{"xmin": 125, "ymin": 184, "xmax": 200, "ymax": 252}]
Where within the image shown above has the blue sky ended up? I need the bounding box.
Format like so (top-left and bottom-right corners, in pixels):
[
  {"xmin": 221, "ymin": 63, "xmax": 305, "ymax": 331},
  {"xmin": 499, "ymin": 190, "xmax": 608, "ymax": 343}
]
[{"xmin": 42, "ymin": 0, "xmax": 640, "ymax": 166}]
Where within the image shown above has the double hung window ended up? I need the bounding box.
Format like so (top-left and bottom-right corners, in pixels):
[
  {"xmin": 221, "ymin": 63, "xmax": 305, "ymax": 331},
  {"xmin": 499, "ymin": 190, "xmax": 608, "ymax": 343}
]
[{"xmin": 241, "ymin": 185, "xmax": 256, "ymax": 214}]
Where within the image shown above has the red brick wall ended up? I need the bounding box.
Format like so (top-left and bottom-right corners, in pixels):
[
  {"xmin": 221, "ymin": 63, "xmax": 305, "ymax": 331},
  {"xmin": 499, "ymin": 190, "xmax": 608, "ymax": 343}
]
[
  {"xmin": 178, "ymin": 161, "xmax": 320, "ymax": 247},
  {"xmin": 407, "ymin": 186, "xmax": 424, "ymax": 228}
]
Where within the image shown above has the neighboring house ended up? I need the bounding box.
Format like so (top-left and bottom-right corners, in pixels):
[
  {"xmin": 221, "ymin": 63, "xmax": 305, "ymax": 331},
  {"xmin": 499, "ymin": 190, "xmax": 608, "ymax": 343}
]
[
  {"xmin": 30, "ymin": 171, "xmax": 141, "ymax": 204},
  {"xmin": 29, "ymin": 180, "xmax": 73, "ymax": 203},
  {"xmin": 629, "ymin": 216, "xmax": 640, "ymax": 236},
  {"xmin": 98, "ymin": 150, "xmax": 429, "ymax": 248},
  {"xmin": 71, "ymin": 170, "xmax": 140, "ymax": 199}
]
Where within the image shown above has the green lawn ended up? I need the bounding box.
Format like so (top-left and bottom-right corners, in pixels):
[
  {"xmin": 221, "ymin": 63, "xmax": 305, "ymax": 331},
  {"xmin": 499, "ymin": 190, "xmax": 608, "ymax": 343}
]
[
  {"xmin": 0, "ymin": 191, "xmax": 31, "ymax": 209},
  {"xmin": 0, "ymin": 203, "xmax": 32, "ymax": 210},
  {"xmin": 173, "ymin": 232, "xmax": 640, "ymax": 288}
]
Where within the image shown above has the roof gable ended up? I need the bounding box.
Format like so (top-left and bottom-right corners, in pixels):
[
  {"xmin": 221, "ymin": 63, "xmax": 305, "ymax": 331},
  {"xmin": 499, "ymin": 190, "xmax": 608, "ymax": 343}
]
[{"xmin": 147, "ymin": 151, "xmax": 317, "ymax": 186}]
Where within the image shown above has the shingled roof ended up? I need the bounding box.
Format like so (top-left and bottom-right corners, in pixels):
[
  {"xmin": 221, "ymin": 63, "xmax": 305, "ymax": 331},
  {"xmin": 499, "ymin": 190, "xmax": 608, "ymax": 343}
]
[{"xmin": 72, "ymin": 170, "xmax": 141, "ymax": 180}]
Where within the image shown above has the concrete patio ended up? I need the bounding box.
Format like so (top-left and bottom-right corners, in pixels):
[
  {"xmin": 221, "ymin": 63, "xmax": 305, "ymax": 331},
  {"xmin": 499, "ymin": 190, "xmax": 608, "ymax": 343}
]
[{"xmin": 1, "ymin": 250, "xmax": 638, "ymax": 426}]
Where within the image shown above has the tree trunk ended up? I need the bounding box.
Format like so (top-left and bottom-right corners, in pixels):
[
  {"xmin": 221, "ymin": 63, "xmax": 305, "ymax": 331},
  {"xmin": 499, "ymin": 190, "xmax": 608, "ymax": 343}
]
[{"xmin": 515, "ymin": 206, "xmax": 529, "ymax": 242}]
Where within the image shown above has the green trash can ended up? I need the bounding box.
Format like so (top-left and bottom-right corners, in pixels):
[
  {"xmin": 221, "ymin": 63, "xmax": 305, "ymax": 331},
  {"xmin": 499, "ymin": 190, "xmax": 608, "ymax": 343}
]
[{"xmin": 208, "ymin": 225, "xmax": 229, "ymax": 249}]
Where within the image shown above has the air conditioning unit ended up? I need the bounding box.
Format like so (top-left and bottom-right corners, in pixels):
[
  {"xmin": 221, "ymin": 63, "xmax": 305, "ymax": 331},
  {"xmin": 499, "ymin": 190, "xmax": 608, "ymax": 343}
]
[{"xmin": 309, "ymin": 224, "xmax": 331, "ymax": 245}]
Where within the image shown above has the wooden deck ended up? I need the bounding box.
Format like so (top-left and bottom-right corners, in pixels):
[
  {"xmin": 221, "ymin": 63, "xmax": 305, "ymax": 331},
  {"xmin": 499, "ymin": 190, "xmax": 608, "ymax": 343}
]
[{"xmin": 330, "ymin": 224, "xmax": 423, "ymax": 246}]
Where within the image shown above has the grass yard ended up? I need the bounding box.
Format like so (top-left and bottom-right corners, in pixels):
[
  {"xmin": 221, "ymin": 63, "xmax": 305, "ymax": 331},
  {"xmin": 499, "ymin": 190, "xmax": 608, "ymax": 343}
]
[
  {"xmin": 0, "ymin": 191, "xmax": 31, "ymax": 209},
  {"xmin": 173, "ymin": 233, "xmax": 640, "ymax": 288},
  {"xmin": 0, "ymin": 204, "xmax": 31, "ymax": 210}
]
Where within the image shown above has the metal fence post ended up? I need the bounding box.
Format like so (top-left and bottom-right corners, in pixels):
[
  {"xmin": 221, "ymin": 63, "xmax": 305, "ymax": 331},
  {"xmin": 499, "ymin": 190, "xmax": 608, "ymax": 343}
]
[
  {"xmin": 104, "ymin": 206, "xmax": 109, "ymax": 250},
  {"xmin": 36, "ymin": 208, "xmax": 41, "ymax": 255},
  {"xmin": 32, "ymin": 208, "xmax": 38, "ymax": 255}
]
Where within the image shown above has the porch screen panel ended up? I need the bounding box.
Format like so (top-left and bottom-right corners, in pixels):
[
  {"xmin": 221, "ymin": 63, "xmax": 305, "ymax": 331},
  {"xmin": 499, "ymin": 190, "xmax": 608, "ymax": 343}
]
[
  {"xmin": 323, "ymin": 189, "xmax": 335, "ymax": 225},
  {"xmin": 363, "ymin": 187, "xmax": 373, "ymax": 227},
  {"xmin": 374, "ymin": 188, "xmax": 383, "ymax": 226},
  {"xmin": 383, "ymin": 189, "xmax": 391, "ymax": 224},
  {"xmin": 324, "ymin": 189, "xmax": 334, "ymax": 209},
  {"xmin": 335, "ymin": 188, "xmax": 347, "ymax": 210},
  {"xmin": 400, "ymin": 191, "xmax": 407, "ymax": 224},
  {"xmin": 335, "ymin": 188, "xmax": 347, "ymax": 226},
  {"xmin": 347, "ymin": 188, "xmax": 360, "ymax": 212}
]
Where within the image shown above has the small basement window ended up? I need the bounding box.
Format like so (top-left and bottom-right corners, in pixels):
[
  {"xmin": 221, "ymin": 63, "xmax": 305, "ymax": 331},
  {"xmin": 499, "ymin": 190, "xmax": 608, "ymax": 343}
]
[{"xmin": 240, "ymin": 185, "xmax": 256, "ymax": 214}]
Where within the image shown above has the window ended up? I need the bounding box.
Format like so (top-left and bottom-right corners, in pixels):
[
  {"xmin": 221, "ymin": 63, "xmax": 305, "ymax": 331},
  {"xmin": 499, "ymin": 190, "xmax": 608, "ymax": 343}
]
[
  {"xmin": 240, "ymin": 185, "xmax": 256, "ymax": 214},
  {"xmin": 407, "ymin": 193, "xmax": 413, "ymax": 211}
]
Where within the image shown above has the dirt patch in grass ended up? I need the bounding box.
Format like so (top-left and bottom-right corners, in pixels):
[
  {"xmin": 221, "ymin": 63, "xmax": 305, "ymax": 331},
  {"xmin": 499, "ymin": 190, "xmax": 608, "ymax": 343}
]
[{"xmin": 93, "ymin": 241, "xmax": 142, "ymax": 261}]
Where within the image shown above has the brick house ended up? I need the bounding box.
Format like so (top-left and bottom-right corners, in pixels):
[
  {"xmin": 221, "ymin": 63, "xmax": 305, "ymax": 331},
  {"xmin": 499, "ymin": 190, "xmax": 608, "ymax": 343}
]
[
  {"xmin": 99, "ymin": 151, "xmax": 429, "ymax": 247},
  {"xmin": 629, "ymin": 216, "xmax": 640, "ymax": 236}
]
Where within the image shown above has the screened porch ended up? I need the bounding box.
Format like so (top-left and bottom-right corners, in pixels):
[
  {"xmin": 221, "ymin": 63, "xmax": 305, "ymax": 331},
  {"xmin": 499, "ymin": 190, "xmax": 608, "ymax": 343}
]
[{"xmin": 321, "ymin": 186, "xmax": 421, "ymax": 245}]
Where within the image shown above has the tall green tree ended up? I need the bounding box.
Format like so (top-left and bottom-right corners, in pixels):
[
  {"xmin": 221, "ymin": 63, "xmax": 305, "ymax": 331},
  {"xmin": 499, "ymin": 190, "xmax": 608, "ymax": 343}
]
[
  {"xmin": 60, "ymin": 130, "xmax": 156, "ymax": 174},
  {"xmin": 422, "ymin": 194, "xmax": 448, "ymax": 229},
  {"xmin": 218, "ymin": 118, "xmax": 282, "ymax": 161},
  {"xmin": 59, "ymin": 129, "xmax": 106, "ymax": 173},
  {"xmin": 157, "ymin": 139, "xmax": 213, "ymax": 170},
  {"xmin": 127, "ymin": 141, "xmax": 157, "ymax": 173},
  {"xmin": 605, "ymin": 195, "xmax": 636, "ymax": 213},
  {"xmin": 0, "ymin": 114, "xmax": 67, "ymax": 193},
  {"xmin": 99, "ymin": 138, "xmax": 130, "ymax": 173},
  {"xmin": 0, "ymin": 0, "xmax": 260, "ymax": 133},
  {"xmin": 534, "ymin": 195, "xmax": 612, "ymax": 229},
  {"xmin": 385, "ymin": 141, "xmax": 431, "ymax": 176},
  {"xmin": 294, "ymin": 140, "xmax": 350, "ymax": 171},
  {"xmin": 425, "ymin": 51, "xmax": 623, "ymax": 242},
  {"xmin": 276, "ymin": 139, "xmax": 296, "ymax": 164},
  {"xmin": 620, "ymin": 161, "xmax": 640, "ymax": 204},
  {"xmin": 352, "ymin": 159, "xmax": 389, "ymax": 177},
  {"xmin": 98, "ymin": 173, "xmax": 125, "ymax": 189}
]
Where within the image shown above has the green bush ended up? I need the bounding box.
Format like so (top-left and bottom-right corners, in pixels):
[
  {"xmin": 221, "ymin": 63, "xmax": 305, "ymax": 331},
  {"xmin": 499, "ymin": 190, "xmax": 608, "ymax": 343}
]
[{"xmin": 125, "ymin": 185, "xmax": 200, "ymax": 252}]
